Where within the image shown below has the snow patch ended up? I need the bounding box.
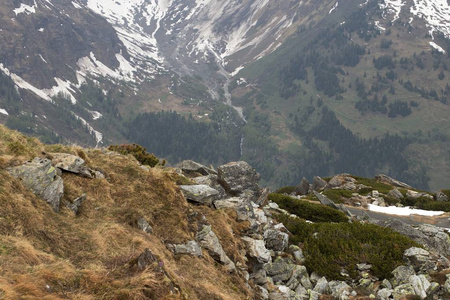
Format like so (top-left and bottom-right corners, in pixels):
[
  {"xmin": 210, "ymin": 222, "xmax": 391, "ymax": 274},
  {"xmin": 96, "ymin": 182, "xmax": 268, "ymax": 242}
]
[
  {"xmin": 430, "ymin": 41, "xmax": 446, "ymax": 53},
  {"xmin": 38, "ymin": 28, "xmax": 44, "ymax": 32},
  {"xmin": 411, "ymin": 0, "xmax": 450, "ymax": 38},
  {"xmin": 88, "ymin": 110, "xmax": 102, "ymax": 120},
  {"xmin": 74, "ymin": 114, "xmax": 103, "ymax": 145},
  {"xmin": 329, "ymin": 2, "xmax": 339, "ymax": 14},
  {"xmin": 43, "ymin": 78, "xmax": 77, "ymax": 104},
  {"xmin": 0, "ymin": 108, "xmax": 9, "ymax": 116},
  {"xmin": 14, "ymin": 1, "xmax": 37, "ymax": 15},
  {"xmin": 368, "ymin": 204, "xmax": 445, "ymax": 216}
]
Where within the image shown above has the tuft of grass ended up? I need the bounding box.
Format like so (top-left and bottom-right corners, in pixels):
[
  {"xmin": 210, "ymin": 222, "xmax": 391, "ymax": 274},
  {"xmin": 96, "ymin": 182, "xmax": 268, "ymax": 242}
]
[
  {"xmin": 269, "ymin": 193, "xmax": 348, "ymax": 223},
  {"xmin": 276, "ymin": 214, "xmax": 419, "ymax": 280}
]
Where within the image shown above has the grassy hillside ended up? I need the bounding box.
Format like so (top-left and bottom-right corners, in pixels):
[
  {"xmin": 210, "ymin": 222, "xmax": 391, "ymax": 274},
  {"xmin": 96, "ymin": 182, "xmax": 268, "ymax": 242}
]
[{"xmin": 0, "ymin": 125, "xmax": 250, "ymax": 299}]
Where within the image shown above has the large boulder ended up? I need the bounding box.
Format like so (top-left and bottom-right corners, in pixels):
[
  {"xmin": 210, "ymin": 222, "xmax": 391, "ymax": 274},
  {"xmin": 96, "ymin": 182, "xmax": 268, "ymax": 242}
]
[
  {"xmin": 8, "ymin": 157, "xmax": 64, "ymax": 212},
  {"xmin": 263, "ymin": 258, "xmax": 296, "ymax": 283},
  {"xmin": 293, "ymin": 177, "xmax": 310, "ymax": 196},
  {"xmin": 403, "ymin": 247, "xmax": 435, "ymax": 273},
  {"xmin": 196, "ymin": 225, "xmax": 235, "ymax": 272},
  {"xmin": 179, "ymin": 185, "xmax": 220, "ymax": 206},
  {"xmin": 408, "ymin": 274, "xmax": 430, "ymax": 299},
  {"xmin": 313, "ymin": 176, "xmax": 327, "ymax": 191},
  {"xmin": 391, "ymin": 265, "xmax": 416, "ymax": 286},
  {"xmin": 180, "ymin": 160, "xmax": 217, "ymax": 176},
  {"xmin": 387, "ymin": 189, "xmax": 404, "ymax": 199},
  {"xmin": 326, "ymin": 174, "xmax": 355, "ymax": 189},
  {"xmin": 217, "ymin": 161, "xmax": 260, "ymax": 198},
  {"xmin": 241, "ymin": 236, "xmax": 272, "ymax": 264},
  {"xmin": 51, "ymin": 153, "xmax": 85, "ymax": 173}
]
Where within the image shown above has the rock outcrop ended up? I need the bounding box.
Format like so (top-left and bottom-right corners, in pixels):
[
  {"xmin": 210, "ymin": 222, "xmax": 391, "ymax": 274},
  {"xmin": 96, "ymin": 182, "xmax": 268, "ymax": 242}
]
[{"xmin": 8, "ymin": 157, "xmax": 64, "ymax": 212}]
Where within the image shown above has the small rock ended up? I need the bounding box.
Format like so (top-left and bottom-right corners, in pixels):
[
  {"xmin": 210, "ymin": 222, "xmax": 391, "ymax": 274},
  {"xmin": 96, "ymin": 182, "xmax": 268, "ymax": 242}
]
[
  {"xmin": 377, "ymin": 288, "xmax": 392, "ymax": 300},
  {"xmin": 137, "ymin": 217, "xmax": 153, "ymax": 234},
  {"xmin": 387, "ymin": 189, "xmax": 404, "ymax": 199},
  {"xmin": 180, "ymin": 160, "xmax": 217, "ymax": 176},
  {"xmin": 196, "ymin": 225, "xmax": 235, "ymax": 272},
  {"xmin": 436, "ymin": 191, "xmax": 449, "ymax": 202},
  {"xmin": 167, "ymin": 240, "xmax": 202, "ymax": 257},
  {"xmin": 391, "ymin": 283, "xmax": 416, "ymax": 299},
  {"xmin": 357, "ymin": 263, "xmax": 372, "ymax": 271},
  {"xmin": 391, "ymin": 265, "xmax": 416, "ymax": 286},
  {"xmin": 313, "ymin": 277, "xmax": 329, "ymax": 294},
  {"xmin": 408, "ymin": 274, "xmax": 430, "ymax": 299},
  {"xmin": 68, "ymin": 194, "xmax": 86, "ymax": 215}
]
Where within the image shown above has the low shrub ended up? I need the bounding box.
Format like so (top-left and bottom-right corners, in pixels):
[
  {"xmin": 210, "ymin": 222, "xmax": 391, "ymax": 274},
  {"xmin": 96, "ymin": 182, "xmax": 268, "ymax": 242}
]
[
  {"xmin": 275, "ymin": 214, "xmax": 419, "ymax": 280},
  {"xmin": 323, "ymin": 189, "xmax": 353, "ymax": 203},
  {"xmin": 275, "ymin": 186, "xmax": 296, "ymax": 194},
  {"xmin": 268, "ymin": 193, "xmax": 348, "ymax": 223},
  {"xmin": 401, "ymin": 196, "xmax": 450, "ymax": 212},
  {"xmin": 352, "ymin": 176, "xmax": 393, "ymax": 194},
  {"xmin": 108, "ymin": 144, "xmax": 164, "ymax": 167},
  {"xmin": 442, "ymin": 190, "xmax": 450, "ymax": 198}
]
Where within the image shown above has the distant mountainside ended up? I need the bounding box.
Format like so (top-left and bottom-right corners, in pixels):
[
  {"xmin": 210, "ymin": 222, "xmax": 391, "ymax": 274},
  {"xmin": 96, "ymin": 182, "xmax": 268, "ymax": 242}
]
[{"xmin": 0, "ymin": 0, "xmax": 449, "ymax": 190}]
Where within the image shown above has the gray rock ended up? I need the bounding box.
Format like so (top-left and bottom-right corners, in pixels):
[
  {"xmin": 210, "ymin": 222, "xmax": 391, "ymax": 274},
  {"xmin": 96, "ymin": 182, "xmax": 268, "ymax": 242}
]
[
  {"xmin": 313, "ymin": 277, "xmax": 329, "ymax": 294},
  {"xmin": 136, "ymin": 248, "xmax": 157, "ymax": 270},
  {"xmin": 51, "ymin": 153, "xmax": 86, "ymax": 173},
  {"xmin": 294, "ymin": 285, "xmax": 309, "ymax": 300},
  {"xmin": 69, "ymin": 194, "xmax": 86, "ymax": 215},
  {"xmin": 436, "ymin": 191, "xmax": 449, "ymax": 202},
  {"xmin": 179, "ymin": 185, "xmax": 220, "ymax": 206},
  {"xmin": 214, "ymin": 197, "xmax": 245, "ymax": 209},
  {"xmin": 256, "ymin": 286, "xmax": 270, "ymax": 300},
  {"xmin": 8, "ymin": 157, "xmax": 64, "ymax": 212},
  {"xmin": 391, "ymin": 283, "xmax": 416, "ymax": 299},
  {"xmin": 137, "ymin": 217, "xmax": 153, "ymax": 234},
  {"xmin": 381, "ymin": 279, "xmax": 392, "ymax": 289},
  {"xmin": 444, "ymin": 275, "xmax": 450, "ymax": 293},
  {"xmin": 255, "ymin": 187, "xmax": 271, "ymax": 206},
  {"xmin": 408, "ymin": 274, "xmax": 430, "ymax": 299},
  {"xmin": 387, "ymin": 189, "xmax": 404, "ymax": 199},
  {"xmin": 264, "ymin": 258, "xmax": 295, "ymax": 283},
  {"xmin": 167, "ymin": 240, "xmax": 202, "ymax": 257},
  {"xmin": 310, "ymin": 272, "xmax": 321, "ymax": 285},
  {"xmin": 193, "ymin": 175, "xmax": 226, "ymax": 198},
  {"xmin": 404, "ymin": 247, "xmax": 435, "ymax": 273},
  {"xmin": 196, "ymin": 225, "xmax": 235, "ymax": 272},
  {"xmin": 327, "ymin": 174, "xmax": 355, "ymax": 189},
  {"xmin": 391, "ymin": 265, "xmax": 416, "ymax": 286},
  {"xmin": 329, "ymin": 281, "xmax": 352, "ymax": 300},
  {"xmin": 313, "ymin": 176, "xmax": 327, "ymax": 191},
  {"xmin": 308, "ymin": 291, "xmax": 320, "ymax": 300},
  {"xmin": 377, "ymin": 288, "xmax": 392, "ymax": 300},
  {"xmin": 180, "ymin": 160, "xmax": 217, "ymax": 176},
  {"xmin": 264, "ymin": 229, "xmax": 289, "ymax": 252},
  {"xmin": 313, "ymin": 191, "xmax": 339, "ymax": 210},
  {"xmin": 375, "ymin": 174, "xmax": 412, "ymax": 189},
  {"xmin": 294, "ymin": 178, "xmax": 310, "ymax": 196},
  {"xmin": 292, "ymin": 249, "xmax": 305, "ymax": 264},
  {"xmin": 251, "ymin": 268, "xmax": 268, "ymax": 286},
  {"xmin": 217, "ymin": 161, "xmax": 260, "ymax": 197},
  {"xmin": 356, "ymin": 263, "xmax": 372, "ymax": 271}
]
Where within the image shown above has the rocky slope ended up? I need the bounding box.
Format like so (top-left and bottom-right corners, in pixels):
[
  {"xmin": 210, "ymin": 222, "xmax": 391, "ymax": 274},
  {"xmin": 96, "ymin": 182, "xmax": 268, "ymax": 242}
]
[{"xmin": 2, "ymin": 124, "xmax": 450, "ymax": 299}]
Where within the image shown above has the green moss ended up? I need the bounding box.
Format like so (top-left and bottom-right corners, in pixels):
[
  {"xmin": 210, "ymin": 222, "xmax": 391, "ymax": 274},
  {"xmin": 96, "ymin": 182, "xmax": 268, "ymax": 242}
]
[
  {"xmin": 323, "ymin": 189, "xmax": 353, "ymax": 204},
  {"xmin": 351, "ymin": 176, "xmax": 393, "ymax": 194},
  {"xmin": 268, "ymin": 193, "xmax": 348, "ymax": 223},
  {"xmin": 275, "ymin": 214, "xmax": 419, "ymax": 280}
]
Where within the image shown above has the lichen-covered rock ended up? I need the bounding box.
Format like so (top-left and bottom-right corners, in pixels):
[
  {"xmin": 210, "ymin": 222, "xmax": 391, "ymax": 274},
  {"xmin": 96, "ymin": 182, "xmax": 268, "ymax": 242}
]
[
  {"xmin": 377, "ymin": 288, "xmax": 392, "ymax": 300},
  {"xmin": 242, "ymin": 236, "xmax": 271, "ymax": 264},
  {"xmin": 404, "ymin": 247, "xmax": 435, "ymax": 273},
  {"xmin": 8, "ymin": 157, "xmax": 64, "ymax": 212},
  {"xmin": 217, "ymin": 161, "xmax": 260, "ymax": 198},
  {"xmin": 326, "ymin": 174, "xmax": 355, "ymax": 189},
  {"xmin": 408, "ymin": 274, "xmax": 430, "ymax": 299},
  {"xmin": 313, "ymin": 277, "xmax": 329, "ymax": 294},
  {"xmin": 179, "ymin": 184, "xmax": 220, "ymax": 206},
  {"xmin": 329, "ymin": 281, "xmax": 352, "ymax": 300},
  {"xmin": 387, "ymin": 189, "xmax": 404, "ymax": 199},
  {"xmin": 391, "ymin": 265, "xmax": 415, "ymax": 286},
  {"xmin": 196, "ymin": 225, "xmax": 235, "ymax": 272},
  {"xmin": 391, "ymin": 283, "xmax": 416, "ymax": 299},
  {"xmin": 264, "ymin": 258, "xmax": 296, "ymax": 283},
  {"xmin": 264, "ymin": 229, "xmax": 289, "ymax": 252}
]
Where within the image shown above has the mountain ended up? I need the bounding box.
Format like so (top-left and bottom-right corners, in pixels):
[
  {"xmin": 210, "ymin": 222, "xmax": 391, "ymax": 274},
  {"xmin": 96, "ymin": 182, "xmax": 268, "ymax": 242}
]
[
  {"xmin": 2, "ymin": 124, "xmax": 450, "ymax": 299},
  {"xmin": 0, "ymin": 0, "xmax": 449, "ymax": 190}
]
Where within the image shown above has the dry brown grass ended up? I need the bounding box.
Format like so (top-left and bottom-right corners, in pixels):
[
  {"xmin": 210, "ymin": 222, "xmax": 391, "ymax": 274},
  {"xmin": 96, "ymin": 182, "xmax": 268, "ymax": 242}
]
[{"xmin": 0, "ymin": 125, "xmax": 251, "ymax": 299}]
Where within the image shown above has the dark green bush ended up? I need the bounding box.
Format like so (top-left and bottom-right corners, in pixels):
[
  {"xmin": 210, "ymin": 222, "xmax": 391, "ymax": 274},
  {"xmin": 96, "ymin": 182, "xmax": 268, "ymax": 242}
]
[
  {"xmin": 275, "ymin": 186, "xmax": 296, "ymax": 194},
  {"xmin": 108, "ymin": 144, "xmax": 164, "ymax": 167},
  {"xmin": 275, "ymin": 214, "xmax": 419, "ymax": 280},
  {"xmin": 323, "ymin": 189, "xmax": 353, "ymax": 203},
  {"xmin": 401, "ymin": 196, "xmax": 450, "ymax": 212},
  {"xmin": 268, "ymin": 193, "xmax": 348, "ymax": 223},
  {"xmin": 383, "ymin": 196, "xmax": 400, "ymax": 206}
]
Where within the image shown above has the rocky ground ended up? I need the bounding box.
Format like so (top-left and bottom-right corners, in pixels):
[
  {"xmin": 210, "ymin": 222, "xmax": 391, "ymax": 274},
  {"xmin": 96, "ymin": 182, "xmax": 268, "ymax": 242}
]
[{"xmin": 2, "ymin": 125, "xmax": 450, "ymax": 299}]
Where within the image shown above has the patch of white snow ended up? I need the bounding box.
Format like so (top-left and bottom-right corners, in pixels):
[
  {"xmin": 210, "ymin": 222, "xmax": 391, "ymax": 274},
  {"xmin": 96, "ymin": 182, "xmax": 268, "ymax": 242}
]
[
  {"xmin": 0, "ymin": 108, "xmax": 9, "ymax": 116},
  {"xmin": 368, "ymin": 204, "xmax": 445, "ymax": 216},
  {"xmin": 329, "ymin": 2, "xmax": 339, "ymax": 14},
  {"xmin": 430, "ymin": 41, "xmax": 446, "ymax": 53},
  {"xmin": 13, "ymin": 1, "xmax": 37, "ymax": 15}
]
